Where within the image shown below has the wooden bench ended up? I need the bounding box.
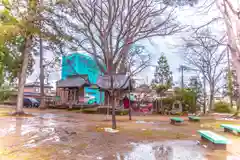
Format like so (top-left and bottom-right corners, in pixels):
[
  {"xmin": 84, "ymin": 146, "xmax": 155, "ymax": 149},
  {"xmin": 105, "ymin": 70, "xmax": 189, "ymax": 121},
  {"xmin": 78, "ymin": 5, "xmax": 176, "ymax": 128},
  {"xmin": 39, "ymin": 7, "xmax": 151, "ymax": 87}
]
[
  {"xmin": 170, "ymin": 117, "xmax": 184, "ymax": 125},
  {"xmin": 197, "ymin": 130, "xmax": 229, "ymax": 150},
  {"xmin": 188, "ymin": 116, "xmax": 200, "ymax": 122},
  {"xmin": 220, "ymin": 124, "xmax": 240, "ymax": 135}
]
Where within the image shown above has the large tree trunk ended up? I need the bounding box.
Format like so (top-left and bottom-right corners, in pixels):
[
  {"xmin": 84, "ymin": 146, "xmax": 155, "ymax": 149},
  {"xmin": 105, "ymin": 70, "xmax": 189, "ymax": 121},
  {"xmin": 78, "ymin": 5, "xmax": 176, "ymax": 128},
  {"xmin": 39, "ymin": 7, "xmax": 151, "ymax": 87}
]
[
  {"xmin": 209, "ymin": 94, "xmax": 214, "ymax": 111},
  {"xmin": 156, "ymin": 98, "xmax": 160, "ymax": 113},
  {"xmin": 218, "ymin": 0, "xmax": 240, "ymax": 110},
  {"xmin": 15, "ymin": 37, "xmax": 32, "ymax": 115},
  {"xmin": 237, "ymin": 98, "xmax": 240, "ymax": 112},
  {"xmin": 128, "ymin": 102, "xmax": 132, "ymax": 120},
  {"xmin": 110, "ymin": 73, "xmax": 117, "ymax": 129},
  {"xmin": 237, "ymin": 97, "xmax": 240, "ymax": 111},
  {"xmin": 209, "ymin": 90, "xmax": 214, "ymax": 111},
  {"xmin": 128, "ymin": 107, "xmax": 132, "ymax": 120},
  {"xmin": 111, "ymin": 93, "xmax": 117, "ymax": 129},
  {"xmin": 232, "ymin": 97, "xmax": 240, "ymax": 117},
  {"xmin": 128, "ymin": 86, "xmax": 132, "ymax": 120},
  {"xmin": 227, "ymin": 48, "xmax": 233, "ymax": 108},
  {"xmin": 160, "ymin": 97, "xmax": 164, "ymax": 114}
]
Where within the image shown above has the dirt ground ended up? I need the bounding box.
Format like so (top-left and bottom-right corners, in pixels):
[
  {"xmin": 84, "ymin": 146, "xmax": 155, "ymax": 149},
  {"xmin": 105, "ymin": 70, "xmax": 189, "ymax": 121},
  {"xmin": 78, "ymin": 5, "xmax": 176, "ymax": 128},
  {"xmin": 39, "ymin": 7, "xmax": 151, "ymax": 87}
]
[{"xmin": 0, "ymin": 107, "xmax": 240, "ymax": 160}]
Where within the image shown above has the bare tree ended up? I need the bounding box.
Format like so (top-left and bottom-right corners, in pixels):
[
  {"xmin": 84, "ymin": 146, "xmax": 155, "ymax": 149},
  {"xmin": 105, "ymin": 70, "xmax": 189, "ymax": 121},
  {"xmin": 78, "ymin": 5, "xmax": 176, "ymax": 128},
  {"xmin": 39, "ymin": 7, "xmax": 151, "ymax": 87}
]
[
  {"xmin": 216, "ymin": 0, "xmax": 240, "ymax": 113},
  {"xmin": 157, "ymin": 0, "xmax": 240, "ymax": 113},
  {"xmin": 46, "ymin": 0, "xmax": 182, "ymax": 128},
  {"xmin": 182, "ymin": 28, "xmax": 227, "ymax": 111}
]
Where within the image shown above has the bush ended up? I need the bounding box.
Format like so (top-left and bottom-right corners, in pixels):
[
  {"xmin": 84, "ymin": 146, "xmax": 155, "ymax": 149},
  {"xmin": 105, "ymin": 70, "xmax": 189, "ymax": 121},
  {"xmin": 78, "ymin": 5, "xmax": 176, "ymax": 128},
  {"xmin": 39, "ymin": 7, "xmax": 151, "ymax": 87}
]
[
  {"xmin": 81, "ymin": 108, "xmax": 98, "ymax": 114},
  {"xmin": 173, "ymin": 112, "xmax": 182, "ymax": 116},
  {"xmin": 162, "ymin": 97, "xmax": 175, "ymax": 106},
  {"xmin": 116, "ymin": 110, "xmax": 129, "ymax": 116},
  {"xmin": 154, "ymin": 97, "xmax": 175, "ymax": 110},
  {"xmin": 214, "ymin": 102, "xmax": 231, "ymax": 113}
]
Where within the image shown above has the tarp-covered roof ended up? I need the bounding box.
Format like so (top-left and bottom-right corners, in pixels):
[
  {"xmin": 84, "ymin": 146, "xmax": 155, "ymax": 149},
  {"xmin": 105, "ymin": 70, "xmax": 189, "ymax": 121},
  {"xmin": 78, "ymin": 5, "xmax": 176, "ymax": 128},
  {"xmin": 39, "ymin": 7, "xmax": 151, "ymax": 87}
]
[
  {"xmin": 96, "ymin": 74, "xmax": 132, "ymax": 90},
  {"xmin": 66, "ymin": 52, "xmax": 106, "ymax": 70},
  {"xmin": 56, "ymin": 76, "xmax": 89, "ymax": 88}
]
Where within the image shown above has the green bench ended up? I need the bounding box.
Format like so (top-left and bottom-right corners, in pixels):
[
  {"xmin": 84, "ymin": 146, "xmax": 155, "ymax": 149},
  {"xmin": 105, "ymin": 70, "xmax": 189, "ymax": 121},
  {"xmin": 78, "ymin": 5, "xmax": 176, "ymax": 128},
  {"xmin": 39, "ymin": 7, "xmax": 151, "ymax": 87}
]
[
  {"xmin": 198, "ymin": 130, "xmax": 230, "ymax": 150},
  {"xmin": 188, "ymin": 116, "xmax": 200, "ymax": 122},
  {"xmin": 170, "ymin": 117, "xmax": 184, "ymax": 125},
  {"xmin": 220, "ymin": 124, "xmax": 240, "ymax": 135}
]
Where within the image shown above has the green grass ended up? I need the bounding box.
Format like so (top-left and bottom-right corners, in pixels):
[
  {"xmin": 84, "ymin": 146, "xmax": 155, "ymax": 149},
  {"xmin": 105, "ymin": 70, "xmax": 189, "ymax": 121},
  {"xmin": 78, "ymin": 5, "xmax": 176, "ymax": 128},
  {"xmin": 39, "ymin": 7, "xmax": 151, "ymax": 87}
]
[
  {"xmin": 80, "ymin": 108, "xmax": 98, "ymax": 114},
  {"xmin": 0, "ymin": 108, "xmax": 12, "ymax": 117},
  {"xmin": 124, "ymin": 128, "xmax": 189, "ymax": 139},
  {"xmin": 67, "ymin": 108, "xmax": 98, "ymax": 114},
  {"xmin": 199, "ymin": 120, "xmax": 240, "ymax": 130}
]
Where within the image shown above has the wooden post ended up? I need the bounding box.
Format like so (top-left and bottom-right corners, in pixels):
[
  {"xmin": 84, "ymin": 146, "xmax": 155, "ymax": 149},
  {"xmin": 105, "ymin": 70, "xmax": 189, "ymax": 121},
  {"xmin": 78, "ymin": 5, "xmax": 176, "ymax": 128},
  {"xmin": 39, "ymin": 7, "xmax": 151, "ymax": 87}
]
[
  {"xmin": 107, "ymin": 91, "xmax": 110, "ymax": 120},
  {"xmin": 99, "ymin": 90, "xmax": 102, "ymax": 105},
  {"xmin": 73, "ymin": 88, "xmax": 76, "ymax": 104},
  {"xmin": 69, "ymin": 89, "xmax": 73, "ymax": 109}
]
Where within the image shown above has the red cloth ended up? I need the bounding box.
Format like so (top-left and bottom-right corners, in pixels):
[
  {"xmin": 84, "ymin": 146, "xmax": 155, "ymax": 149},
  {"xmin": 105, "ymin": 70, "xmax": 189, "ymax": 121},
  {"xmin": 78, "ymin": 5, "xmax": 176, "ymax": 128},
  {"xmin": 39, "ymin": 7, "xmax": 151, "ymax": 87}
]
[
  {"xmin": 123, "ymin": 98, "xmax": 130, "ymax": 109},
  {"xmin": 147, "ymin": 103, "xmax": 153, "ymax": 109}
]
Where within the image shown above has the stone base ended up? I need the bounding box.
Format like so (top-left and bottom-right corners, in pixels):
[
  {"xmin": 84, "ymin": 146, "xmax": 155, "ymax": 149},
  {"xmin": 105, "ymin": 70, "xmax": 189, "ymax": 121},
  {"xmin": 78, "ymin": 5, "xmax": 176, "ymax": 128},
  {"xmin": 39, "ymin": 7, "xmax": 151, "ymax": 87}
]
[
  {"xmin": 189, "ymin": 119, "xmax": 200, "ymax": 122},
  {"xmin": 224, "ymin": 128, "xmax": 240, "ymax": 136},
  {"xmin": 201, "ymin": 136, "xmax": 227, "ymax": 150},
  {"xmin": 224, "ymin": 128, "xmax": 231, "ymax": 133},
  {"xmin": 170, "ymin": 120, "xmax": 182, "ymax": 125}
]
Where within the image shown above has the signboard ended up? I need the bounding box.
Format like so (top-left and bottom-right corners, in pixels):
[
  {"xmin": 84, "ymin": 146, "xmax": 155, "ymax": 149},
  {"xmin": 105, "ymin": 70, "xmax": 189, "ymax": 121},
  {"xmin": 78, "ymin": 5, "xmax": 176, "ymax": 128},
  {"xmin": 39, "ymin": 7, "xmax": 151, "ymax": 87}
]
[
  {"xmin": 90, "ymin": 85, "xmax": 98, "ymax": 89},
  {"xmin": 56, "ymin": 96, "xmax": 60, "ymax": 101}
]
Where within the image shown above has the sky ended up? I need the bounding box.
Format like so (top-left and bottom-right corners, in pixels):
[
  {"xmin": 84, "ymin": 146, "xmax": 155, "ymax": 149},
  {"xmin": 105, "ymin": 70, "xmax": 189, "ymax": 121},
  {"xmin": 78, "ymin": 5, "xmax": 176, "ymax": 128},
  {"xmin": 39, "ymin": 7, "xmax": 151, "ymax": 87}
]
[
  {"xmin": 27, "ymin": 0, "xmax": 225, "ymax": 88},
  {"xmin": 135, "ymin": 1, "xmax": 224, "ymax": 86}
]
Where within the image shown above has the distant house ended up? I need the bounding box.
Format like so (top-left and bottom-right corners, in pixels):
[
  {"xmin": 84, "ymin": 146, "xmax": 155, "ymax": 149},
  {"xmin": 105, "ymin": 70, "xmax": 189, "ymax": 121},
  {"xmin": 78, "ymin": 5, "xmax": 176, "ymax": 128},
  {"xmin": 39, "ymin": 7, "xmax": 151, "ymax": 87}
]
[
  {"xmin": 96, "ymin": 74, "xmax": 133, "ymax": 105},
  {"xmin": 55, "ymin": 52, "xmax": 135, "ymax": 106},
  {"xmin": 24, "ymin": 82, "xmax": 53, "ymax": 95},
  {"xmin": 23, "ymin": 82, "xmax": 54, "ymax": 100},
  {"xmin": 56, "ymin": 52, "xmax": 105, "ymax": 105},
  {"xmin": 131, "ymin": 84, "xmax": 154, "ymax": 102},
  {"xmin": 6, "ymin": 82, "xmax": 54, "ymax": 104}
]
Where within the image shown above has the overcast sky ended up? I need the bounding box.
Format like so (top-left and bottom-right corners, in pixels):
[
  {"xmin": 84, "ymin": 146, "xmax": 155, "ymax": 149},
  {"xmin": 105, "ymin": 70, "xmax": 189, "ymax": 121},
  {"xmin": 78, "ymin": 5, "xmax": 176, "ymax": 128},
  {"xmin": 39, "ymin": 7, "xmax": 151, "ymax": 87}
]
[
  {"xmin": 27, "ymin": 1, "xmax": 224, "ymax": 88},
  {"xmin": 134, "ymin": 1, "xmax": 224, "ymax": 86}
]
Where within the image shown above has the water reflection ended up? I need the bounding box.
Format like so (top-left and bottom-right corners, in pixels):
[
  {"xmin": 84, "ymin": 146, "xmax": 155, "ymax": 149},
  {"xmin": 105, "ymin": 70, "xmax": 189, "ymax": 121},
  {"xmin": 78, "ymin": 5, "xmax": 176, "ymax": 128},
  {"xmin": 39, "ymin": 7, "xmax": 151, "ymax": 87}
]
[
  {"xmin": 119, "ymin": 141, "xmax": 206, "ymax": 160},
  {"xmin": 15, "ymin": 117, "xmax": 23, "ymax": 136},
  {"xmin": 0, "ymin": 124, "xmax": 15, "ymax": 137},
  {"xmin": 0, "ymin": 113, "xmax": 62, "ymax": 146}
]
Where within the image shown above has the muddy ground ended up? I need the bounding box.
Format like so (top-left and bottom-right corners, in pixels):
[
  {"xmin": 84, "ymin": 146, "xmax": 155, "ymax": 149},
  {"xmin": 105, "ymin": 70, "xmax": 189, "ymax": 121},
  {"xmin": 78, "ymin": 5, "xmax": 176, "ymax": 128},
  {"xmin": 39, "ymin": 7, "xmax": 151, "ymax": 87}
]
[{"xmin": 0, "ymin": 107, "xmax": 240, "ymax": 160}]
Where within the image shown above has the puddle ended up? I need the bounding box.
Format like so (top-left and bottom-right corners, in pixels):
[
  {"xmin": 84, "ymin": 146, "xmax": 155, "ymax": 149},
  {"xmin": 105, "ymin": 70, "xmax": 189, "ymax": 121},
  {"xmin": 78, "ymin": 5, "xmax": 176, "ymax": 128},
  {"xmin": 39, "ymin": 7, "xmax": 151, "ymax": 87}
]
[
  {"xmin": 1, "ymin": 111, "xmax": 240, "ymax": 160},
  {"xmin": 136, "ymin": 121, "xmax": 155, "ymax": 124},
  {"xmin": 217, "ymin": 118, "xmax": 236, "ymax": 121},
  {"xmin": 227, "ymin": 156, "xmax": 240, "ymax": 160},
  {"xmin": 0, "ymin": 114, "xmax": 80, "ymax": 149},
  {"xmin": 116, "ymin": 140, "xmax": 240, "ymax": 160},
  {"xmin": 0, "ymin": 124, "xmax": 15, "ymax": 137},
  {"xmin": 117, "ymin": 140, "xmax": 206, "ymax": 160},
  {"xmin": 31, "ymin": 113, "xmax": 61, "ymax": 119},
  {"xmin": 152, "ymin": 128, "xmax": 170, "ymax": 131}
]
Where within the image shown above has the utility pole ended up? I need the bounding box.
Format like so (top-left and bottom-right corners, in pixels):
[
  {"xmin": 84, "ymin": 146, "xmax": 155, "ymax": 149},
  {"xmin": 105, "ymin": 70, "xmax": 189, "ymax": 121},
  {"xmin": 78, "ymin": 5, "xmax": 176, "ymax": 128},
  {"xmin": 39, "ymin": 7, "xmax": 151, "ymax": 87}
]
[
  {"xmin": 39, "ymin": 36, "xmax": 45, "ymax": 108},
  {"xmin": 39, "ymin": 0, "xmax": 45, "ymax": 109},
  {"xmin": 179, "ymin": 65, "xmax": 184, "ymax": 89}
]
